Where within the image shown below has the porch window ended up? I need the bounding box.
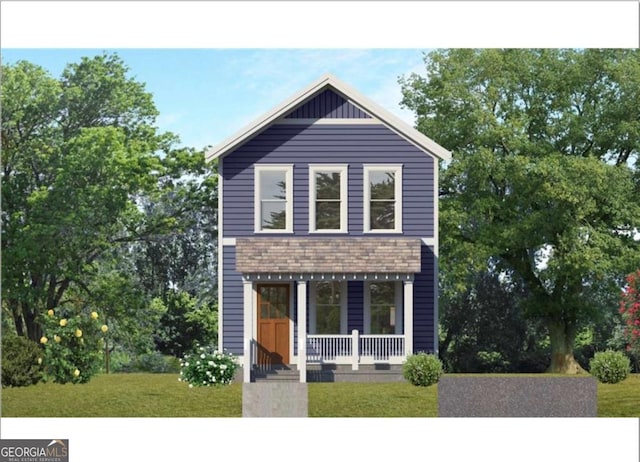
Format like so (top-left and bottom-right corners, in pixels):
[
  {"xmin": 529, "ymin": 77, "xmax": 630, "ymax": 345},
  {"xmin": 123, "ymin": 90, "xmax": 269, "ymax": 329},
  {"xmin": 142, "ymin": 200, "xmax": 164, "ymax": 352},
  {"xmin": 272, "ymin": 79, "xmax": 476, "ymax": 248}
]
[
  {"xmin": 309, "ymin": 281, "xmax": 347, "ymax": 334},
  {"xmin": 309, "ymin": 165, "xmax": 348, "ymax": 233},
  {"xmin": 364, "ymin": 281, "xmax": 403, "ymax": 335},
  {"xmin": 363, "ymin": 164, "xmax": 403, "ymax": 233},
  {"xmin": 254, "ymin": 165, "xmax": 293, "ymax": 232}
]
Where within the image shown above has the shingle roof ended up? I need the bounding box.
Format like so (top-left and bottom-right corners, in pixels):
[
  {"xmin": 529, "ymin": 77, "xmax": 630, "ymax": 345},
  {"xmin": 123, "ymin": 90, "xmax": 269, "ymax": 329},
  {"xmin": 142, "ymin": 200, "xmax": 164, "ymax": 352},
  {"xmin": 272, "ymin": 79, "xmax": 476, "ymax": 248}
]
[{"xmin": 236, "ymin": 238, "xmax": 422, "ymax": 274}]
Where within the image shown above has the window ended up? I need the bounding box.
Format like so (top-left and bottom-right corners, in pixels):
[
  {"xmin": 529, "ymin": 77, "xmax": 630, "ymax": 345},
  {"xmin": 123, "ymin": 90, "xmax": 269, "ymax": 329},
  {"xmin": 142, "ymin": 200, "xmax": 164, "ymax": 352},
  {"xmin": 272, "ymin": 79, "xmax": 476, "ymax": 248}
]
[
  {"xmin": 363, "ymin": 164, "xmax": 403, "ymax": 233},
  {"xmin": 309, "ymin": 281, "xmax": 347, "ymax": 334},
  {"xmin": 255, "ymin": 165, "xmax": 293, "ymax": 232},
  {"xmin": 309, "ymin": 165, "xmax": 348, "ymax": 233},
  {"xmin": 364, "ymin": 281, "xmax": 402, "ymax": 335}
]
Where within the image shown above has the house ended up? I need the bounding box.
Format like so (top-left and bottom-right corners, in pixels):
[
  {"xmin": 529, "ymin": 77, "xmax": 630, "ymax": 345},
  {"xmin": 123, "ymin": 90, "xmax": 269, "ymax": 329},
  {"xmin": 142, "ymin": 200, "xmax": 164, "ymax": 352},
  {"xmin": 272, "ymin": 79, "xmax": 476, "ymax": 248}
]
[{"xmin": 206, "ymin": 74, "xmax": 451, "ymax": 382}]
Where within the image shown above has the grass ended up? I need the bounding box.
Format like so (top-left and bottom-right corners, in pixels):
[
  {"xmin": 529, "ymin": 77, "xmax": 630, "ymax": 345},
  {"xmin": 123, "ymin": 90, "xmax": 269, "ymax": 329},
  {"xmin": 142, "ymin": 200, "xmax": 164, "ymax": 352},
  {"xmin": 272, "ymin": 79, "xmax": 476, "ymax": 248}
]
[{"xmin": 2, "ymin": 373, "xmax": 639, "ymax": 418}]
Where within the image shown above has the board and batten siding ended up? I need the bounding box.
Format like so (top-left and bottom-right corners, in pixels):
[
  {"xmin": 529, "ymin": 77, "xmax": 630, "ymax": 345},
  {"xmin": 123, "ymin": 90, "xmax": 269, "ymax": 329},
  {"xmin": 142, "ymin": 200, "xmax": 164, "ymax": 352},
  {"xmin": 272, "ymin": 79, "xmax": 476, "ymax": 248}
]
[
  {"xmin": 285, "ymin": 89, "xmax": 371, "ymax": 119},
  {"xmin": 222, "ymin": 124, "xmax": 435, "ymax": 237},
  {"xmin": 222, "ymin": 246, "xmax": 243, "ymax": 355},
  {"xmin": 413, "ymin": 244, "xmax": 436, "ymax": 353}
]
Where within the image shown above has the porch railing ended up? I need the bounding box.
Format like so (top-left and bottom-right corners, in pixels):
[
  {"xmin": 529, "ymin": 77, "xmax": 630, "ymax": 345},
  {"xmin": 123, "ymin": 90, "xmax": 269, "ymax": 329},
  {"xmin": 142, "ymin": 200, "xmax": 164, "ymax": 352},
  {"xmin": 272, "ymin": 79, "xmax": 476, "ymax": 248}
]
[{"xmin": 307, "ymin": 330, "xmax": 406, "ymax": 370}]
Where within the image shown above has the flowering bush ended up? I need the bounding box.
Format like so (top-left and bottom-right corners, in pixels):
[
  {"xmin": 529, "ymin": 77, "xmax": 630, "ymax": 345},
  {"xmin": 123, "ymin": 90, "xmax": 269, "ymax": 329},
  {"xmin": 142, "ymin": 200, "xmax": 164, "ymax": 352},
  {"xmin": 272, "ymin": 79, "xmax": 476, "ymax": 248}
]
[
  {"xmin": 619, "ymin": 270, "xmax": 640, "ymax": 356},
  {"xmin": 403, "ymin": 352, "xmax": 443, "ymax": 387},
  {"xmin": 179, "ymin": 345, "xmax": 238, "ymax": 387},
  {"xmin": 40, "ymin": 308, "xmax": 108, "ymax": 384},
  {"xmin": 589, "ymin": 350, "xmax": 631, "ymax": 384}
]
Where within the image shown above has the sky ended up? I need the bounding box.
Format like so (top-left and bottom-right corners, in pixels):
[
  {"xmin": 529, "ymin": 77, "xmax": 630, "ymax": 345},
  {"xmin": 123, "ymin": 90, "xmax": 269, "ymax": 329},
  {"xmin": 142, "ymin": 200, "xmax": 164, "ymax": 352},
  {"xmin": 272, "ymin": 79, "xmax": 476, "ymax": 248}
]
[{"xmin": 1, "ymin": 48, "xmax": 428, "ymax": 152}]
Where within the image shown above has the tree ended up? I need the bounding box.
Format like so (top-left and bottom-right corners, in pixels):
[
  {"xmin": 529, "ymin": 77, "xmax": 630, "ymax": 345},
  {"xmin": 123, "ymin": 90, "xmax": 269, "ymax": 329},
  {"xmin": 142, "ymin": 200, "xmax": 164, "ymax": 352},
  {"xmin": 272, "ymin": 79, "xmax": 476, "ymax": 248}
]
[
  {"xmin": 401, "ymin": 49, "xmax": 640, "ymax": 373},
  {"xmin": 0, "ymin": 54, "xmax": 199, "ymax": 345},
  {"xmin": 620, "ymin": 270, "xmax": 640, "ymax": 359}
]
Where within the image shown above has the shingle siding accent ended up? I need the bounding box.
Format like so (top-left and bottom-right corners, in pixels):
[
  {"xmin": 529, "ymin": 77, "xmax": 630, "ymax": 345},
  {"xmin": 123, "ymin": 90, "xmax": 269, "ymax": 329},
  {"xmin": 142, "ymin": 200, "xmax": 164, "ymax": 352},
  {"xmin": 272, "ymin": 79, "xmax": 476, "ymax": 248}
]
[
  {"xmin": 236, "ymin": 238, "xmax": 421, "ymax": 274},
  {"xmin": 285, "ymin": 89, "xmax": 371, "ymax": 119},
  {"xmin": 222, "ymin": 124, "xmax": 435, "ymax": 238}
]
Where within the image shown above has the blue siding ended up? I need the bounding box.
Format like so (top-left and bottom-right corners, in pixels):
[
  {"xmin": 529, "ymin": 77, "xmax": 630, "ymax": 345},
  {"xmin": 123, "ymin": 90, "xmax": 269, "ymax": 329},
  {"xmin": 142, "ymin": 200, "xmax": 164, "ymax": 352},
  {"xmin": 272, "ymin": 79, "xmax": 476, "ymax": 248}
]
[
  {"xmin": 347, "ymin": 281, "xmax": 364, "ymax": 332},
  {"xmin": 222, "ymin": 124, "xmax": 435, "ymax": 237},
  {"xmin": 285, "ymin": 89, "xmax": 371, "ymax": 119},
  {"xmin": 413, "ymin": 244, "xmax": 436, "ymax": 353},
  {"xmin": 222, "ymin": 246, "xmax": 243, "ymax": 355}
]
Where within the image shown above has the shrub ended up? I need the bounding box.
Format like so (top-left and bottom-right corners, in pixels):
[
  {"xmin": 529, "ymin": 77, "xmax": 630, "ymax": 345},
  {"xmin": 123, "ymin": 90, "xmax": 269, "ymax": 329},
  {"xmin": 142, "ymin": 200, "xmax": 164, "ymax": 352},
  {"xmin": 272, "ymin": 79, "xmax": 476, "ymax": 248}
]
[
  {"xmin": 179, "ymin": 345, "xmax": 238, "ymax": 387},
  {"xmin": 40, "ymin": 308, "xmax": 107, "ymax": 384},
  {"xmin": 403, "ymin": 352, "xmax": 443, "ymax": 387},
  {"xmin": 1, "ymin": 335, "xmax": 44, "ymax": 387},
  {"xmin": 589, "ymin": 350, "xmax": 631, "ymax": 384}
]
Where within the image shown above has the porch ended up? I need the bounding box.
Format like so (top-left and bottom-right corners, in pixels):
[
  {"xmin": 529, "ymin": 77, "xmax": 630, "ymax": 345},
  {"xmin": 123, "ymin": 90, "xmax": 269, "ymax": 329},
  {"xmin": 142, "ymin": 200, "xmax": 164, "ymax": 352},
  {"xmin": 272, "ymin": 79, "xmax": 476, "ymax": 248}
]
[{"xmin": 235, "ymin": 237, "xmax": 423, "ymax": 383}]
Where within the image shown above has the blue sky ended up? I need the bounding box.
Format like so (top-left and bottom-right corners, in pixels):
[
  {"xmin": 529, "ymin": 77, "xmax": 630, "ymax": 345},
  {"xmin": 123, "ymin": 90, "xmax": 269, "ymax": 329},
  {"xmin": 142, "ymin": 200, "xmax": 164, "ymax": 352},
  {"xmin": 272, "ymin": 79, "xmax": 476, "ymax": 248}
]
[{"xmin": 1, "ymin": 49, "xmax": 428, "ymax": 152}]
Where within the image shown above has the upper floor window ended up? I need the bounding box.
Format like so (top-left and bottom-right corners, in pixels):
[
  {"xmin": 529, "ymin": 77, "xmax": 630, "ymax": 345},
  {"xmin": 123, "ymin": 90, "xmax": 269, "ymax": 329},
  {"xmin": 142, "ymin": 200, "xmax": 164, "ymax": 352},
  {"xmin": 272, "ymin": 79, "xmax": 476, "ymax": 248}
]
[
  {"xmin": 309, "ymin": 165, "xmax": 348, "ymax": 233},
  {"xmin": 254, "ymin": 165, "xmax": 293, "ymax": 233},
  {"xmin": 363, "ymin": 164, "xmax": 403, "ymax": 233}
]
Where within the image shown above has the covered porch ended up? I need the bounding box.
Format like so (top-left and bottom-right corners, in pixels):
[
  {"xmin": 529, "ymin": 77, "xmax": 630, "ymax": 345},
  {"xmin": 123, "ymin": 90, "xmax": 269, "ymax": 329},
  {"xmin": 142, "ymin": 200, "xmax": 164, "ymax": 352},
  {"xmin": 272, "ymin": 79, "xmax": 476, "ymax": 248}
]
[{"xmin": 236, "ymin": 237, "xmax": 422, "ymax": 383}]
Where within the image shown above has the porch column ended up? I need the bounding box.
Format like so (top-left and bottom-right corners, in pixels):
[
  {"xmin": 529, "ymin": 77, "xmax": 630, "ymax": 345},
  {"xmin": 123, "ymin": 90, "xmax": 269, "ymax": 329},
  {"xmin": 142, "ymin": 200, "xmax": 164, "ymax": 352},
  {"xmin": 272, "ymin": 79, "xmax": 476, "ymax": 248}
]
[
  {"xmin": 297, "ymin": 281, "xmax": 307, "ymax": 383},
  {"xmin": 403, "ymin": 279, "xmax": 414, "ymax": 356},
  {"xmin": 243, "ymin": 279, "xmax": 253, "ymax": 383}
]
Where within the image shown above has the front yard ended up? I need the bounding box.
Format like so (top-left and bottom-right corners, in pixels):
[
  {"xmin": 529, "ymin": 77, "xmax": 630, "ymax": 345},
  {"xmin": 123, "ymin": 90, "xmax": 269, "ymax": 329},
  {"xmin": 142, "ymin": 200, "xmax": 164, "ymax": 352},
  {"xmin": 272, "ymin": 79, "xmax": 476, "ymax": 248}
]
[{"xmin": 1, "ymin": 373, "xmax": 638, "ymax": 417}]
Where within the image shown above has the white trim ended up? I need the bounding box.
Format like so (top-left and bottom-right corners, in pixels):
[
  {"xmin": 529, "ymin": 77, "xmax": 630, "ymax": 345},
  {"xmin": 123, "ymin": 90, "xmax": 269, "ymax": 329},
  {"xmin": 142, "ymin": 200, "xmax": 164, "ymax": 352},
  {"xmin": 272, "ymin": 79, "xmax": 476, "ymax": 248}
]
[
  {"xmin": 274, "ymin": 118, "xmax": 383, "ymax": 125},
  {"xmin": 254, "ymin": 164, "xmax": 294, "ymax": 233},
  {"xmin": 363, "ymin": 164, "xmax": 403, "ymax": 234},
  {"xmin": 243, "ymin": 272, "xmax": 414, "ymax": 282},
  {"xmin": 205, "ymin": 73, "xmax": 451, "ymax": 162},
  {"xmin": 363, "ymin": 281, "xmax": 403, "ymax": 335},
  {"xmin": 217, "ymin": 166, "xmax": 224, "ymax": 351},
  {"xmin": 222, "ymin": 237, "xmax": 236, "ymax": 246},
  {"xmin": 421, "ymin": 237, "xmax": 436, "ymax": 246},
  {"xmin": 242, "ymin": 279, "xmax": 254, "ymax": 383},
  {"xmin": 308, "ymin": 164, "xmax": 348, "ymax": 233},
  {"xmin": 308, "ymin": 280, "xmax": 348, "ymax": 335},
  {"xmin": 297, "ymin": 281, "xmax": 307, "ymax": 383},
  {"xmin": 403, "ymin": 280, "xmax": 414, "ymax": 356}
]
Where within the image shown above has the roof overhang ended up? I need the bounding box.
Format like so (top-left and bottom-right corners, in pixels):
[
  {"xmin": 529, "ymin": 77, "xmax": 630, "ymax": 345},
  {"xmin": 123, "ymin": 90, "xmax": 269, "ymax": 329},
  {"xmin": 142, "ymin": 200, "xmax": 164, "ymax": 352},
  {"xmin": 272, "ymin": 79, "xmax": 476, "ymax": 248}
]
[
  {"xmin": 236, "ymin": 237, "xmax": 422, "ymax": 274},
  {"xmin": 205, "ymin": 73, "xmax": 451, "ymax": 163}
]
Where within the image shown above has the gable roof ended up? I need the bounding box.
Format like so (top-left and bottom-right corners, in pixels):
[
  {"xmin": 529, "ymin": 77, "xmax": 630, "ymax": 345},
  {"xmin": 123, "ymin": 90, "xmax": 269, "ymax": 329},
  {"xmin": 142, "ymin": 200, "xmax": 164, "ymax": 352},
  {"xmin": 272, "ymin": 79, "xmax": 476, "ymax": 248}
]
[{"xmin": 205, "ymin": 73, "xmax": 451, "ymax": 162}]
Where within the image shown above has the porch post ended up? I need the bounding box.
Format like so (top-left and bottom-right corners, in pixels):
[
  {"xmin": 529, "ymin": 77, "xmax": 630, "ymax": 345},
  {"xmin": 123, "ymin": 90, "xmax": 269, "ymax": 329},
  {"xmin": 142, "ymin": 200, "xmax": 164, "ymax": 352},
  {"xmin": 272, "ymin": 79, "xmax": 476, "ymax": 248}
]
[
  {"xmin": 243, "ymin": 279, "xmax": 253, "ymax": 383},
  {"xmin": 297, "ymin": 281, "xmax": 307, "ymax": 383},
  {"xmin": 403, "ymin": 279, "xmax": 414, "ymax": 357}
]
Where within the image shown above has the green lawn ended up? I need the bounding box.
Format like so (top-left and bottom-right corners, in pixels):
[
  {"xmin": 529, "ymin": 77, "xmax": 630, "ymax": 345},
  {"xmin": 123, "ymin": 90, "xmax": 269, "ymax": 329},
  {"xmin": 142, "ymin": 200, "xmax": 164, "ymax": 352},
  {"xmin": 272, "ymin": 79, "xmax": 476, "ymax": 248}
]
[{"xmin": 2, "ymin": 373, "xmax": 638, "ymax": 417}]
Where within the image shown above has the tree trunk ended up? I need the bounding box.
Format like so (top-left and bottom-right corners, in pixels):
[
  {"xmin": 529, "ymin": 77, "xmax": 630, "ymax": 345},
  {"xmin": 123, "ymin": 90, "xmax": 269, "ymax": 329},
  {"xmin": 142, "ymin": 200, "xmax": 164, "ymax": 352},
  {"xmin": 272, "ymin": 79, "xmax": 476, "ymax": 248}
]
[{"xmin": 547, "ymin": 320, "xmax": 585, "ymax": 374}]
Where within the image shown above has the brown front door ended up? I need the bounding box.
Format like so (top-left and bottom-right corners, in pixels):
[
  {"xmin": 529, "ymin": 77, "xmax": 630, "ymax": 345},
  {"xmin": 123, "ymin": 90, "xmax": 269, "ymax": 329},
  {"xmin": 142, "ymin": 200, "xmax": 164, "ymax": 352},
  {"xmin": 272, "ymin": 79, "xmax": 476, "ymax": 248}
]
[{"xmin": 257, "ymin": 284, "xmax": 290, "ymax": 365}]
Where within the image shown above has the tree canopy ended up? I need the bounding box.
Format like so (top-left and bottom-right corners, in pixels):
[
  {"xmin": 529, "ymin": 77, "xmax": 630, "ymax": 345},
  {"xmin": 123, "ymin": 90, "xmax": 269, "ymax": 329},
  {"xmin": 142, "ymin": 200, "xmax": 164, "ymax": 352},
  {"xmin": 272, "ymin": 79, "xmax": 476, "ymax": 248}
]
[
  {"xmin": 401, "ymin": 49, "xmax": 640, "ymax": 373},
  {"xmin": 1, "ymin": 54, "xmax": 217, "ymax": 373}
]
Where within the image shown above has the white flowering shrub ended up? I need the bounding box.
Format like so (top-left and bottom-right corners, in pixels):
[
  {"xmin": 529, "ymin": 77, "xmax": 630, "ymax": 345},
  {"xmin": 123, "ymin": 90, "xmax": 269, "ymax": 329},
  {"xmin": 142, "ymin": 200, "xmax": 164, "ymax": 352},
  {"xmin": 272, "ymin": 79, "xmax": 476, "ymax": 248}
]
[{"xmin": 179, "ymin": 345, "xmax": 238, "ymax": 387}]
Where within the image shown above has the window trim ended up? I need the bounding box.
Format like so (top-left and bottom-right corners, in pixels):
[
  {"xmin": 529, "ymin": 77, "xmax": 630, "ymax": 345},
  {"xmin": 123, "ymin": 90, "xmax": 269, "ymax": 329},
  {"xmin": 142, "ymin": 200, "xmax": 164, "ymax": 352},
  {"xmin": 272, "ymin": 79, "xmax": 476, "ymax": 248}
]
[
  {"xmin": 309, "ymin": 281, "xmax": 348, "ymax": 335},
  {"xmin": 363, "ymin": 281, "xmax": 403, "ymax": 335},
  {"xmin": 308, "ymin": 164, "xmax": 348, "ymax": 233},
  {"xmin": 254, "ymin": 164, "xmax": 294, "ymax": 233},
  {"xmin": 363, "ymin": 164, "xmax": 403, "ymax": 233}
]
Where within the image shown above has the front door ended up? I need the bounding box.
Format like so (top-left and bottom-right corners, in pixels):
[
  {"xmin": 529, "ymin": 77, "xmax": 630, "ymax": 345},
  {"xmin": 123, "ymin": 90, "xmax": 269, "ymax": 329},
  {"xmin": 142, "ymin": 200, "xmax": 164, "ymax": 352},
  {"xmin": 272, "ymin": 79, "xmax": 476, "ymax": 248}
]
[{"xmin": 257, "ymin": 284, "xmax": 290, "ymax": 365}]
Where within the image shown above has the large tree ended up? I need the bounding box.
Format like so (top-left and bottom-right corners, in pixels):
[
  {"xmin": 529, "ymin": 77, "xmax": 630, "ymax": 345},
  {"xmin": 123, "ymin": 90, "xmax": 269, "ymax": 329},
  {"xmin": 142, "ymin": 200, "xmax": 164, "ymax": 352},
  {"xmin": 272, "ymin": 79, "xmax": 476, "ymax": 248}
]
[
  {"xmin": 1, "ymin": 54, "xmax": 208, "ymax": 344},
  {"xmin": 401, "ymin": 49, "xmax": 640, "ymax": 373}
]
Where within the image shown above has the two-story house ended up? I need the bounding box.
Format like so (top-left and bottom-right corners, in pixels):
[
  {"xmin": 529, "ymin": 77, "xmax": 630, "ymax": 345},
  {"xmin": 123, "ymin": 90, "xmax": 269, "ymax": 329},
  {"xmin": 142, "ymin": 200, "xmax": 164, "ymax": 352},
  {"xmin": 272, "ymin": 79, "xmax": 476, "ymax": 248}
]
[{"xmin": 206, "ymin": 74, "xmax": 451, "ymax": 382}]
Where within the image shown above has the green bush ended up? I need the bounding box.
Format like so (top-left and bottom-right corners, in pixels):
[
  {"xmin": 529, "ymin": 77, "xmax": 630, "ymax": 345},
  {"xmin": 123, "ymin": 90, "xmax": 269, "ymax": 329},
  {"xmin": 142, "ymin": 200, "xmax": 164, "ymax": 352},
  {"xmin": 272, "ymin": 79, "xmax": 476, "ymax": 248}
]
[
  {"xmin": 1, "ymin": 335, "xmax": 43, "ymax": 387},
  {"xmin": 589, "ymin": 350, "xmax": 631, "ymax": 384},
  {"xmin": 403, "ymin": 352, "xmax": 443, "ymax": 387},
  {"xmin": 179, "ymin": 345, "xmax": 238, "ymax": 387}
]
